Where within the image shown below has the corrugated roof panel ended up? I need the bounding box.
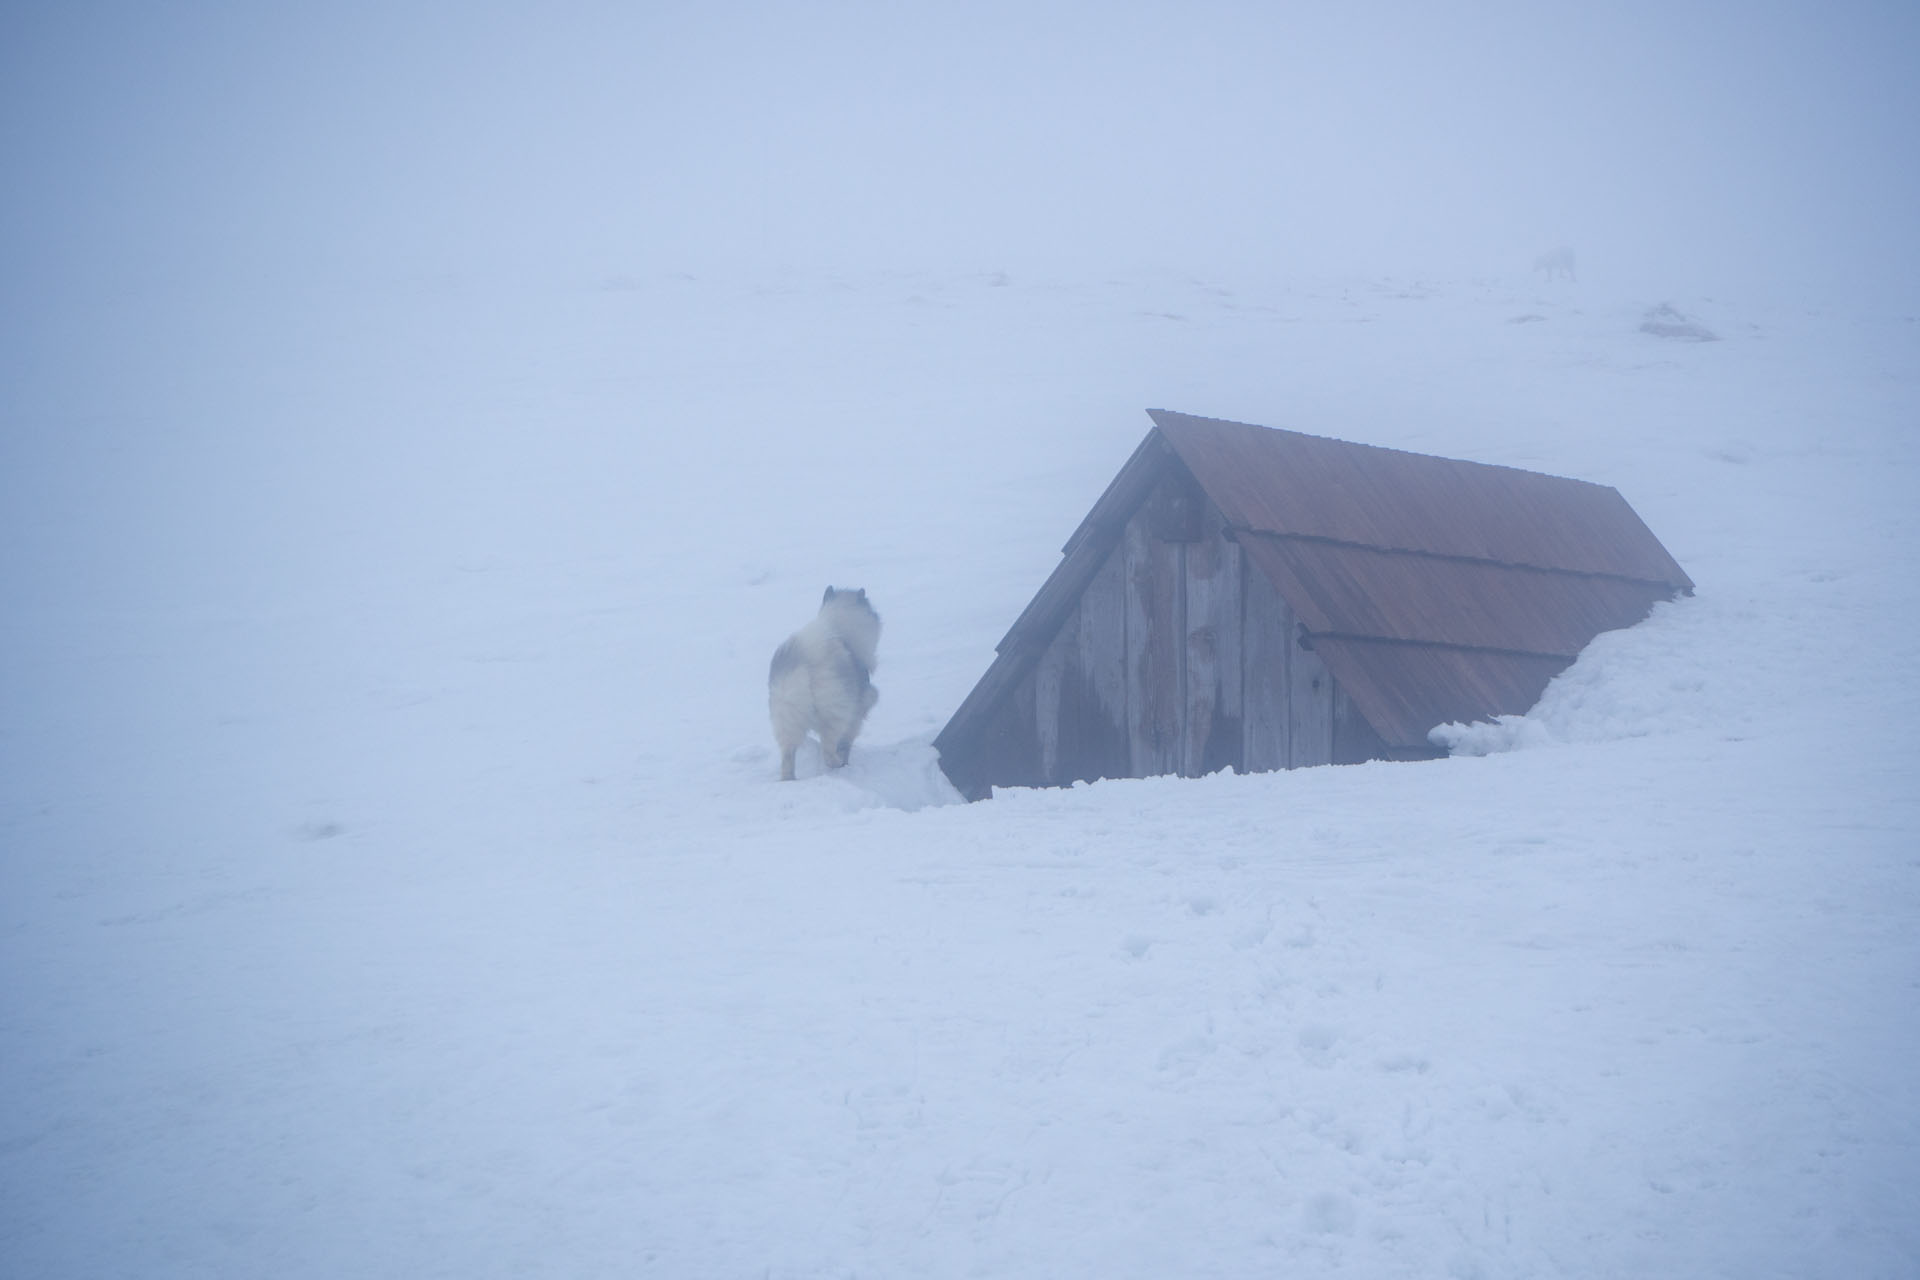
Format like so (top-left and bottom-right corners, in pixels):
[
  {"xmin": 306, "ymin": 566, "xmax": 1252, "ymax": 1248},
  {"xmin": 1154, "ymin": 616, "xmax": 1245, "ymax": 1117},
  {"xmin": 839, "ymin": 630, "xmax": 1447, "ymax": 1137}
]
[
  {"xmin": 1311, "ymin": 637, "xmax": 1573, "ymax": 748},
  {"xmin": 1239, "ymin": 535, "xmax": 1674, "ymax": 657},
  {"xmin": 1150, "ymin": 410, "xmax": 1693, "ymax": 589}
]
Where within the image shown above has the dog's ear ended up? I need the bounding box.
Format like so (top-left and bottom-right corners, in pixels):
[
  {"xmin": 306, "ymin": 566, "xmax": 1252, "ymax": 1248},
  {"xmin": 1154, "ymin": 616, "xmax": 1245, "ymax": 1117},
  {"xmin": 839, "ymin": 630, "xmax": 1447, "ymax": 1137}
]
[
  {"xmin": 822, "ymin": 586, "xmax": 837, "ymax": 606},
  {"xmin": 856, "ymin": 588, "xmax": 867, "ymax": 601}
]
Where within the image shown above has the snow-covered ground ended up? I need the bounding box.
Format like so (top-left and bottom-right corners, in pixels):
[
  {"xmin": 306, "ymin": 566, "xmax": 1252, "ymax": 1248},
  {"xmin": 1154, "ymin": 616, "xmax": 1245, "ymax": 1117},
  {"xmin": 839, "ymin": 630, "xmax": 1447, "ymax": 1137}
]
[{"xmin": 3, "ymin": 266, "xmax": 1917, "ymax": 1278}]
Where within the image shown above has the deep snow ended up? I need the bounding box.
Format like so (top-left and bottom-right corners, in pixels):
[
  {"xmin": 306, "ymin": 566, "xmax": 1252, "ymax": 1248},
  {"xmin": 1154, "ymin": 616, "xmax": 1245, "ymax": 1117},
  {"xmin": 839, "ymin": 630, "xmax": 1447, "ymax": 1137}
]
[{"xmin": 3, "ymin": 266, "xmax": 1917, "ymax": 1278}]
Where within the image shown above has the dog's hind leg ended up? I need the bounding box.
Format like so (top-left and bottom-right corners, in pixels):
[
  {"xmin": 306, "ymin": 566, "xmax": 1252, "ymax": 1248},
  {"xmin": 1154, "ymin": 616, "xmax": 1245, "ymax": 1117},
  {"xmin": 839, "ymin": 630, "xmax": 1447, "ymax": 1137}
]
[
  {"xmin": 835, "ymin": 684, "xmax": 877, "ymax": 768},
  {"xmin": 764, "ymin": 652, "xmax": 810, "ymax": 782},
  {"xmin": 817, "ymin": 702, "xmax": 852, "ymax": 768}
]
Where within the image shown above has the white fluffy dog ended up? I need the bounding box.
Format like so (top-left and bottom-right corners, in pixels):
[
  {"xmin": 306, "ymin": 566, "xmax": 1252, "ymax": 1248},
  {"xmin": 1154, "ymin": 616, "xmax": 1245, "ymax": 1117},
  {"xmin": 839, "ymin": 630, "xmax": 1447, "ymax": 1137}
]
[{"xmin": 768, "ymin": 587, "xmax": 881, "ymax": 781}]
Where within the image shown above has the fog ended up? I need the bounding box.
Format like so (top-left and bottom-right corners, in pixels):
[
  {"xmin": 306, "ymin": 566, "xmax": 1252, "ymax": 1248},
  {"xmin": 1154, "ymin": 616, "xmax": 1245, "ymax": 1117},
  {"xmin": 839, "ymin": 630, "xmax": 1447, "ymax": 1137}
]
[
  {"xmin": 5, "ymin": 1, "xmax": 1918, "ymax": 300},
  {"xmin": 5, "ymin": 8, "xmax": 1920, "ymax": 1276}
]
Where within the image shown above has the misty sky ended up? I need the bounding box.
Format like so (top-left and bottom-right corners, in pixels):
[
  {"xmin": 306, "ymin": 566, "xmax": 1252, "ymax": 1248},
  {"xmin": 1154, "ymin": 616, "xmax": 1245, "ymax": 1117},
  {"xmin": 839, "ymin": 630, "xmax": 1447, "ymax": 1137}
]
[{"xmin": 3, "ymin": 1, "xmax": 1918, "ymax": 297}]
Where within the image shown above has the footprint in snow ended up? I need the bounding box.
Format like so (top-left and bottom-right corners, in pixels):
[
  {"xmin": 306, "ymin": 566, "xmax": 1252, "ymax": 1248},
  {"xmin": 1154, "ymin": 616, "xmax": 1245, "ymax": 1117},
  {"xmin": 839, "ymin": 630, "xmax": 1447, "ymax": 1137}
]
[
  {"xmin": 1230, "ymin": 921, "xmax": 1271, "ymax": 950},
  {"xmin": 1296, "ymin": 1024, "xmax": 1342, "ymax": 1067},
  {"xmin": 1302, "ymin": 1191, "xmax": 1357, "ymax": 1236},
  {"xmin": 1156, "ymin": 1035, "xmax": 1216, "ymax": 1076}
]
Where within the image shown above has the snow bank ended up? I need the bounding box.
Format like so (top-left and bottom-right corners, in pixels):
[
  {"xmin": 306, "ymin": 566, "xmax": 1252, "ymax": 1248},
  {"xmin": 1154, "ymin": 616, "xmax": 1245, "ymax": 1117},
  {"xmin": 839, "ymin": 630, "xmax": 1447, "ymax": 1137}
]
[{"xmin": 1431, "ymin": 598, "xmax": 1717, "ymax": 754}]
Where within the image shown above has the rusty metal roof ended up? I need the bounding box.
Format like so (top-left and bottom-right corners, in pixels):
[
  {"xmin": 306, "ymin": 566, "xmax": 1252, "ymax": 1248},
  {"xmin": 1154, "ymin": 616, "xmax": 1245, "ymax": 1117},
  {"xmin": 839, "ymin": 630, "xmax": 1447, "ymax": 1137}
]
[
  {"xmin": 1235, "ymin": 536, "xmax": 1678, "ymax": 659},
  {"xmin": 1150, "ymin": 410, "xmax": 1693, "ymax": 587},
  {"xmin": 937, "ymin": 410, "xmax": 1693, "ymax": 766},
  {"xmin": 1149, "ymin": 410, "xmax": 1692, "ymax": 747}
]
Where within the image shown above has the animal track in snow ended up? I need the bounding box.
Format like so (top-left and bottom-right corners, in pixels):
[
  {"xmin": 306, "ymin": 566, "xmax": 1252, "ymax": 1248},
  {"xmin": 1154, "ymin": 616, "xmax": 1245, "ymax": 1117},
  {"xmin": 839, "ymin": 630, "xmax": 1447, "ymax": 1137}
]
[
  {"xmin": 1230, "ymin": 920, "xmax": 1271, "ymax": 950},
  {"xmin": 1156, "ymin": 1035, "xmax": 1216, "ymax": 1076},
  {"xmin": 1296, "ymin": 1025, "xmax": 1342, "ymax": 1067},
  {"xmin": 1302, "ymin": 1191, "xmax": 1357, "ymax": 1235}
]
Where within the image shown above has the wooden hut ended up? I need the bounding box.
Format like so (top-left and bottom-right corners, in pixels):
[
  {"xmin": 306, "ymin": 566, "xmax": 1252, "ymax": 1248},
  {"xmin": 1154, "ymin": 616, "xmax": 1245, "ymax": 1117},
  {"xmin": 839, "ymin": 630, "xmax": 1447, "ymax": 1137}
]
[{"xmin": 934, "ymin": 410, "xmax": 1693, "ymax": 800}]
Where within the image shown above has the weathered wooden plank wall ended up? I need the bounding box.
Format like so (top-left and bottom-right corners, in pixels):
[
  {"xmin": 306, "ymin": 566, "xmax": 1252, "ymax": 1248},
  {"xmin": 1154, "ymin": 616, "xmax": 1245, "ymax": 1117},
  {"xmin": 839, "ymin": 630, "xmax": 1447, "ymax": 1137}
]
[
  {"xmin": 954, "ymin": 656, "xmax": 1043, "ymax": 796},
  {"xmin": 1125, "ymin": 484, "xmax": 1184, "ymax": 778},
  {"xmin": 1033, "ymin": 543, "xmax": 1130, "ymax": 786},
  {"xmin": 1072, "ymin": 545, "xmax": 1130, "ymax": 782},
  {"xmin": 1242, "ymin": 548, "xmax": 1293, "ymax": 773},
  {"xmin": 961, "ymin": 459, "xmax": 1395, "ymax": 796},
  {"xmin": 1289, "ymin": 634, "xmax": 1335, "ymax": 768},
  {"xmin": 1032, "ymin": 601, "xmax": 1070, "ymax": 783},
  {"xmin": 1183, "ymin": 503, "xmax": 1243, "ymax": 776},
  {"xmin": 1332, "ymin": 686, "xmax": 1390, "ymax": 765}
]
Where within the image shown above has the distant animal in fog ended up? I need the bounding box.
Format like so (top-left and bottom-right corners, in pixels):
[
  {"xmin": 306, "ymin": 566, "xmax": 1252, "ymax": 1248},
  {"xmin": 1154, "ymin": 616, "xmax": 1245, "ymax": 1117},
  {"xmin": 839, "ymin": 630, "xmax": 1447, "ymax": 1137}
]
[
  {"xmin": 1533, "ymin": 246, "xmax": 1577, "ymax": 282},
  {"xmin": 768, "ymin": 587, "xmax": 881, "ymax": 781}
]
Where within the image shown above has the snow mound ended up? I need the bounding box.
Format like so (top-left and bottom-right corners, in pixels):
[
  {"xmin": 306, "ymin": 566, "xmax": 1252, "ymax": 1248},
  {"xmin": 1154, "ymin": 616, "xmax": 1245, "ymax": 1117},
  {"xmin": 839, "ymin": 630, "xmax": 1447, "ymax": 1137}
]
[
  {"xmin": 1639, "ymin": 302, "xmax": 1720, "ymax": 342},
  {"xmin": 1431, "ymin": 598, "xmax": 1716, "ymax": 755},
  {"xmin": 759, "ymin": 737, "xmax": 963, "ymax": 811},
  {"xmin": 832, "ymin": 739, "xmax": 965, "ymax": 811}
]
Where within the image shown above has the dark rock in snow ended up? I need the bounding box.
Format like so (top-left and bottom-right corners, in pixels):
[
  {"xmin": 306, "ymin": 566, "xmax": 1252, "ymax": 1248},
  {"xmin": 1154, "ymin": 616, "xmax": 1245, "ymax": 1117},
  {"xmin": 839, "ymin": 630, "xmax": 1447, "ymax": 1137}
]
[{"xmin": 1640, "ymin": 303, "xmax": 1720, "ymax": 342}]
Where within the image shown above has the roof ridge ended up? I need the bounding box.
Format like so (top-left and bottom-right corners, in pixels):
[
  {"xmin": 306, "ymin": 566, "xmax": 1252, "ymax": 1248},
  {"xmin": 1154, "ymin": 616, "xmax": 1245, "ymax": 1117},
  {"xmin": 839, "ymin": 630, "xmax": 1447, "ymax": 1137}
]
[
  {"xmin": 1148, "ymin": 409, "xmax": 1695, "ymax": 591},
  {"xmin": 1147, "ymin": 408, "xmax": 1618, "ymax": 492}
]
